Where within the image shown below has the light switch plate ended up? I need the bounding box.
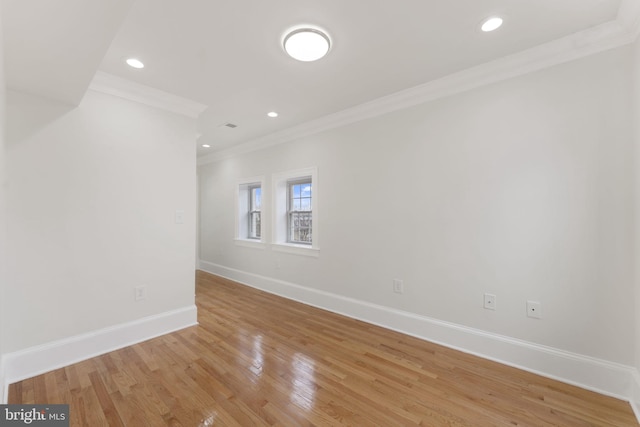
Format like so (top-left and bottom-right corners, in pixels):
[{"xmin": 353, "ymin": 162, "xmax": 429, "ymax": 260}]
[{"xmin": 175, "ymin": 210, "xmax": 185, "ymax": 224}]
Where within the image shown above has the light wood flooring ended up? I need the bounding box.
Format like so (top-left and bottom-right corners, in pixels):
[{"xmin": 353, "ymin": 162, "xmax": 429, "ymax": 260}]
[{"xmin": 9, "ymin": 271, "xmax": 639, "ymax": 426}]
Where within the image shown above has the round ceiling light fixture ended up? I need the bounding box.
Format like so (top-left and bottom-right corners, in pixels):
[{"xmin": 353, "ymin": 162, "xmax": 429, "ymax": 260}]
[
  {"xmin": 481, "ymin": 16, "xmax": 503, "ymax": 32},
  {"xmin": 126, "ymin": 58, "xmax": 145, "ymax": 69},
  {"xmin": 283, "ymin": 27, "xmax": 331, "ymax": 62},
  {"xmin": 267, "ymin": 111, "xmax": 279, "ymax": 118}
]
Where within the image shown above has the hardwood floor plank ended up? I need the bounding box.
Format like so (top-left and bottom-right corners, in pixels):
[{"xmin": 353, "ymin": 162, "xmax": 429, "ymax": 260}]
[
  {"xmin": 7, "ymin": 381, "xmax": 22, "ymax": 404},
  {"xmin": 72, "ymin": 384, "xmax": 111, "ymax": 426},
  {"xmin": 88, "ymin": 370, "xmax": 124, "ymax": 427},
  {"xmin": 7, "ymin": 271, "xmax": 639, "ymax": 426}
]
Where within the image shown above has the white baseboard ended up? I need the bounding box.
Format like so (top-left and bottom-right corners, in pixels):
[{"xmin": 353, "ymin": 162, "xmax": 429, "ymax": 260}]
[
  {"xmin": 0, "ymin": 367, "xmax": 5, "ymax": 405},
  {"xmin": 631, "ymin": 370, "xmax": 640, "ymax": 422},
  {"xmin": 1, "ymin": 304, "xmax": 198, "ymax": 397},
  {"xmin": 199, "ymin": 260, "xmax": 636, "ymax": 402}
]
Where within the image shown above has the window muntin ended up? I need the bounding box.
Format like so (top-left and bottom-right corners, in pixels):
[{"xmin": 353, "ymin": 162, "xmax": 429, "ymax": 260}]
[
  {"xmin": 288, "ymin": 179, "xmax": 312, "ymax": 244},
  {"xmin": 248, "ymin": 185, "xmax": 261, "ymax": 239}
]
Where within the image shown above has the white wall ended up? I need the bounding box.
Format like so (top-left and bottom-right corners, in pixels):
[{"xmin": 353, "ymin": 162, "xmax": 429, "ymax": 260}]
[
  {"xmin": 200, "ymin": 45, "xmax": 635, "ymax": 371},
  {"xmin": 4, "ymin": 89, "xmax": 197, "ymax": 355},
  {"xmin": 0, "ymin": 1, "xmax": 6, "ymax": 403},
  {"xmin": 632, "ymin": 35, "xmax": 640, "ymax": 415}
]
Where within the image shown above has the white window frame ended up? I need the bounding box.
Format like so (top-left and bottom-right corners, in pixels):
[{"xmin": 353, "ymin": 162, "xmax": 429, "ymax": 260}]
[
  {"xmin": 235, "ymin": 176, "xmax": 266, "ymax": 249},
  {"xmin": 272, "ymin": 167, "xmax": 319, "ymax": 257},
  {"xmin": 287, "ymin": 178, "xmax": 312, "ymax": 244}
]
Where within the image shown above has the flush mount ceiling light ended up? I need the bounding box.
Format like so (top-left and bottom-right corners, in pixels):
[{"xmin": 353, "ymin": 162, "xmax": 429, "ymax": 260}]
[
  {"xmin": 202, "ymin": 144, "xmax": 211, "ymax": 148},
  {"xmin": 267, "ymin": 111, "xmax": 279, "ymax": 118},
  {"xmin": 481, "ymin": 16, "xmax": 503, "ymax": 32},
  {"xmin": 283, "ymin": 27, "xmax": 331, "ymax": 61},
  {"xmin": 126, "ymin": 58, "xmax": 144, "ymax": 69}
]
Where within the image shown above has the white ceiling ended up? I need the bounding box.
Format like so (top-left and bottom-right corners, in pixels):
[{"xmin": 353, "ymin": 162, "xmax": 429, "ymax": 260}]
[
  {"xmin": 2, "ymin": 0, "xmax": 637, "ymax": 157},
  {"xmin": 2, "ymin": 0, "xmax": 134, "ymax": 105}
]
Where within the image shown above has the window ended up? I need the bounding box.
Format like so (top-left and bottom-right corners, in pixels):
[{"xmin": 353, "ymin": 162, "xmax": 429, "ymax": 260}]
[
  {"xmin": 288, "ymin": 179, "xmax": 312, "ymax": 244},
  {"xmin": 236, "ymin": 177, "xmax": 265, "ymax": 247},
  {"xmin": 248, "ymin": 185, "xmax": 261, "ymax": 239},
  {"xmin": 273, "ymin": 167, "xmax": 318, "ymax": 256}
]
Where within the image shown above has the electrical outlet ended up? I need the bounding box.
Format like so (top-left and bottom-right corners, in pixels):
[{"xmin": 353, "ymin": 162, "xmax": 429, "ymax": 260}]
[
  {"xmin": 135, "ymin": 286, "xmax": 147, "ymax": 301},
  {"xmin": 484, "ymin": 293, "xmax": 496, "ymax": 310},
  {"xmin": 527, "ymin": 300, "xmax": 541, "ymax": 319},
  {"xmin": 393, "ymin": 279, "xmax": 404, "ymax": 294}
]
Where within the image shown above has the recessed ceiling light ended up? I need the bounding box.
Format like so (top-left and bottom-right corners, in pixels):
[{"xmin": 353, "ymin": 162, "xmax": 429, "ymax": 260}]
[
  {"xmin": 126, "ymin": 58, "xmax": 144, "ymax": 69},
  {"xmin": 481, "ymin": 17, "xmax": 503, "ymax": 32},
  {"xmin": 267, "ymin": 111, "xmax": 279, "ymax": 118},
  {"xmin": 202, "ymin": 144, "xmax": 211, "ymax": 148},
  {"xmin": 283, "ymin": 27, "xmax": 331, "ymax": 62}
]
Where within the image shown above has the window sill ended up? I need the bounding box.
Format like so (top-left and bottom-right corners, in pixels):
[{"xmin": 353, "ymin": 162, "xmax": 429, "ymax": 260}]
[
  {"xmin": 272, "ymin": 243, "xmax": 320, "ymax": 257},
  {"xmin": 234, "ymin": 239, "xmax": 267, "ymax": 249}
]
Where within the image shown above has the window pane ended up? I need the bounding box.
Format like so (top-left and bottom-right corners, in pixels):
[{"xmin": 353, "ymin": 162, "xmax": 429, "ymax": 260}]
[
  {"xmin": 250, "ymin": 186, "xmax": 261, "ymax": 210},
  {"xmin": 253, "ymin": 187, "xmax": 261, "ymax": 210},
  {"xmin": 289, "ymin": 212, "xmax": 312, "ymax": 243},
  {"xmin": 300, "ymin": 197, "xmax": 311, "ymax": 210},
  {"xmin": 249, "ymin": 212, "xmax": 261, "ymax": 239}
]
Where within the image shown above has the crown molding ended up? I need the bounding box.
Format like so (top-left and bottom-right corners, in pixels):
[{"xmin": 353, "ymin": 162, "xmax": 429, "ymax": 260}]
[
  {"xmin": 198, "ymin": 3, "xmax": 640, "ymax": 166},
  {"xmin": 619, "ymin": 0, "xmax": 640, "ymax": 41},
  {"xmin": 89, "ymin": 71, "xmax": 208, "ymax": 119}
]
